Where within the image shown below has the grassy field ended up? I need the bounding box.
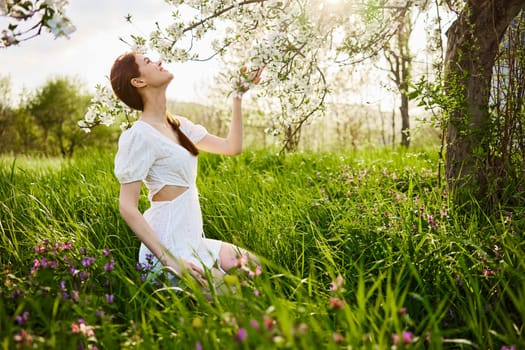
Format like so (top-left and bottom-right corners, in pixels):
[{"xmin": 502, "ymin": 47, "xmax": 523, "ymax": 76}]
[{"xmin": 0, "ymin": 148, "xmax": 524, "ymax": 349}]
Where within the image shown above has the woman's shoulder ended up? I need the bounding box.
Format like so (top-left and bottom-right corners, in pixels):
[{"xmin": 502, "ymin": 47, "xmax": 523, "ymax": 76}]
[
  {"xmin": 173, "ymin": 115, "xmax": 191, "ymax": 126},
  {"xmin": 174, "ymin": 115, "xmax": 208, "ymax": 142},
  {"xmin": 118, "ymin": 121, "xmax": 154, "ymax": 146}
]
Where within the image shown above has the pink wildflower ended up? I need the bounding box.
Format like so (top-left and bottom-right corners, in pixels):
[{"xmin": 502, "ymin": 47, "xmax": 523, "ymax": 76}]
[
  {"xmin": 393, "ymin": 331, "xmax": 414, "ymax": 345},
  {"xmin": 483, "ymin": 269, "xmax": 495, "ymax": 277},
  {"xmin": 249, "ymin": 319, "xmax": 260, "ymax": 330},
  {"xmin": 402, "ymin": 331, "xmax": 414, "ymax": 344},
  {"xmin": 332, "ymin": 332, "xmax": 345, "ymax": 344},
  {"xmin": 263, "ymin": 316, "xmax": 275, "ymax": 330},
  {"xmin": 71, "ymin": 323, "xmax": 80, "ymax": 333},
  {"xmin": 329, "ymin": 297, "xmax": 345, "ymax": 309},
  {"xmin": 296, "ymin": 323, "xmax": 308, "ymax": 334},
  {"xmin": 329, "ymin": 275, "xmax": 344, "ymax": 291}
]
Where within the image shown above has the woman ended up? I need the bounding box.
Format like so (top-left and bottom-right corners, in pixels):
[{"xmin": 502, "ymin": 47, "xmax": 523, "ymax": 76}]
[{"xmin": 110, "ymin": 52, "xmax": 262, "ymax": 286}]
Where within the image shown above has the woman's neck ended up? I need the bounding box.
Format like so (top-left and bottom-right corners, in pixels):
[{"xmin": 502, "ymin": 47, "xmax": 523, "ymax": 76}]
[{"xmin": 140, "ymin": 89, "xmax": 168, "ymax": 123}]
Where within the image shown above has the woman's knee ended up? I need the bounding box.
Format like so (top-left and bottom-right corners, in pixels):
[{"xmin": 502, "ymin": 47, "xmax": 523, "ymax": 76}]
[
  {"xmin": 218, "ymin": 242, "xmax": 259, "ymax": 271},
  {"xmin": 218, "ymin": 242, "xmax": 241, "ymax": 271}
]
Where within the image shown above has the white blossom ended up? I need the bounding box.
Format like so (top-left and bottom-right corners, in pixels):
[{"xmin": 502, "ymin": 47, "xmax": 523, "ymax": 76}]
[
  {"xmin": 85, "ymin": 0, "xmax": 414, "ymax": 149},
  {"xmin": 80, "ymin": 84, "xmax": 138, "ymax": 132},
  {"xmin": 46, "ymin": 13, "xmax": 76, "ymax": 38}
]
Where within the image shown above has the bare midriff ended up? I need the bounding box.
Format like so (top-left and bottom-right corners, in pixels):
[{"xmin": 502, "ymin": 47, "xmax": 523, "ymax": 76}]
[{"xmin": 152, "ymin": 185, "xmax": 188, "ymax": 202}]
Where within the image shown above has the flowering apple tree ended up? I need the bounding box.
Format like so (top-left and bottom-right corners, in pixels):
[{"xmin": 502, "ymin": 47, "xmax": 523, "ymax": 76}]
[
  {"xmin": 82, "ymin": 0, "xmax": 416, "ymax": 150},
  {"xmin": 0, "ymin": 0, "xmax": 75, "ymax": 47}
]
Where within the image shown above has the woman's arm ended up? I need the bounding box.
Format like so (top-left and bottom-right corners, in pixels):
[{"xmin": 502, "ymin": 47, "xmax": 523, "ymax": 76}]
[
  {"xmin": 196, "ymin": 66, "xmax": 264, "ymax": 156},
  {"xmin": 118, "ymin": 181, "xmax": 206, "ymax": 282},
  {"xmin": 196, "ymin": 96, "xmax": 243, "ymax": 155}
]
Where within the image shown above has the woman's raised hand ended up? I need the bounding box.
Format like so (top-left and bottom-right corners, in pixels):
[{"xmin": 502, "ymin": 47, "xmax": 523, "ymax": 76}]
[
  {"xmin": 232, "ymin": 65, "xmax": 265, "ymax": 98},
  {"xmin": 245, "ymin": 65, "xmax": 265, "ymax": 85}
]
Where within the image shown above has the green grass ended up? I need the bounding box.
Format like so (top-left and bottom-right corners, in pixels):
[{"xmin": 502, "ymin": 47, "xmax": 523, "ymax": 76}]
[{"xmin": 0, "ymin": 148, "xmax": 524, "ymax": 349}]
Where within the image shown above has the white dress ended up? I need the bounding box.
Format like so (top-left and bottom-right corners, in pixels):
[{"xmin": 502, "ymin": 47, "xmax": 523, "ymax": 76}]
[{"xmin": 114, "ymin": 117, "xmax": 222, "ymax": 271}]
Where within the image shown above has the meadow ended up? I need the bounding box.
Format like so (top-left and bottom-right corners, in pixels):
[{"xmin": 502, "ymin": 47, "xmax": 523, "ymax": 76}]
[{"xmin": 0, "ymin": 148, "xmax": 523, "ymax": 349}]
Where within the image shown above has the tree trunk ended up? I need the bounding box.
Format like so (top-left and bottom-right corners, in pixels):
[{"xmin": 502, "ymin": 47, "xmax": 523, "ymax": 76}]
[
  {"xmin": 444, "ymin": 0, "xmax": 525, "ymax": 202},
  {"xmin": 400, "ymin": 86, "xmax": 410, "ymax": 148}
]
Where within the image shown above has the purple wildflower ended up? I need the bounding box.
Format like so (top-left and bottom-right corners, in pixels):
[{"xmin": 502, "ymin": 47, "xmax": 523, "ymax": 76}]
[
  {"xmin": 81, "ymin": 257, "xmax": 95, "ymax": 267},
  {"xmin": 79, "ymin": 271, "xmax": 88, "ymax": 281},
  {"xmin": 104, "ymin": 259, "xmax": 115, "ymax": 272},
  {"xmin": 15, "ymin": 311, "xmax": 29, "ymax": 325},
  {"xmin": 235, "ymin": 328, "xmax": 247, "ymax": 342}
]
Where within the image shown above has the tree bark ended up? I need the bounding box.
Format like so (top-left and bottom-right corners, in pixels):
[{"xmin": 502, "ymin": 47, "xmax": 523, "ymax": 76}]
[{"xmin": 444, "ymin": 0, "xmax": 525, "ymax": 201}]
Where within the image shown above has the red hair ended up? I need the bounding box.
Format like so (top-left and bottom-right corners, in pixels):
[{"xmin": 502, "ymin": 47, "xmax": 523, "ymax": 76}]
[{"xmin": 110, "ymin": 52, "xmax": 144, "ymax": 111}]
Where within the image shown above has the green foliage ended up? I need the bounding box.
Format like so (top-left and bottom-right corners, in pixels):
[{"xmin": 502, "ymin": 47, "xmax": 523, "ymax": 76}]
[
  {"xmin": 28, "ymin": 77, "xmax": 91, "ymax": 157},
  {"xmin": 0, "ymin": 76, "xmax": 123, "ymax": 157},
  {"xmin": 0, "ymin": 148, "xmax": 524, "ymax": 349}
]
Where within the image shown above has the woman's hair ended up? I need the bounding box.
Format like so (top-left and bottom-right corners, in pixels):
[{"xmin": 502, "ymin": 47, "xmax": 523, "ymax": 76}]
[
  {"xmin": 110, "ymin": 52, "xmax": 143, "ymax": 111},
  {"xmin": 167, "ymin": 114, "xmax": 199, "ymax": 156},
  {"xmin": 110, "ymin": 52, "xmax": 199, "ymax": 156}
]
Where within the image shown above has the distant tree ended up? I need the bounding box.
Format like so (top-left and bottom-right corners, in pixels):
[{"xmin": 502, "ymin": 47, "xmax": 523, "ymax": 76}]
[
  {"xmin": 0, "ymin": 76, "xmax": 12, "ymax": 140},
  {"xmin": 382, "ymin": 6, "xmax": 415, "ymax": 148},
  {"xmin": 1, "ymin": 0, "xmax": 75, "ymax": 47},
  {"xmin": 28, "ymin": 77, "xmax": 90, "ymax": 157}
]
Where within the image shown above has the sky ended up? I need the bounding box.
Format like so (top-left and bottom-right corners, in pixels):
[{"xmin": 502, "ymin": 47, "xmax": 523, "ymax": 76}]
[{"xmin": 1, "ymin": 1, "xmax": 218, "ymax": 105}]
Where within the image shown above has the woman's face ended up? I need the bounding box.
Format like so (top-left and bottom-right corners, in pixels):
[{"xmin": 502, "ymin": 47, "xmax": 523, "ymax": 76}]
[{"xmin": 134, "ymin": 54, "xmax": 173, "ymax": 88}]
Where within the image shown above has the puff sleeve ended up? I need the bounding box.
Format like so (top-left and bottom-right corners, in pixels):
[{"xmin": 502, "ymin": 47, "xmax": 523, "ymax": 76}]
[
  {"xmin": 114, "ymin": 128, "xmax": 155, "ymax": 184},
  {"xmin": 178, "ymin": 116, "xmax": 208, "ymax": 143}
]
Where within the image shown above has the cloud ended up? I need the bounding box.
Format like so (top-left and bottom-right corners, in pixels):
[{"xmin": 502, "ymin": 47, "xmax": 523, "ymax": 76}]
[{"xmin": 1, "ymin": 0, "xmax": 216, "ymax": 104}]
